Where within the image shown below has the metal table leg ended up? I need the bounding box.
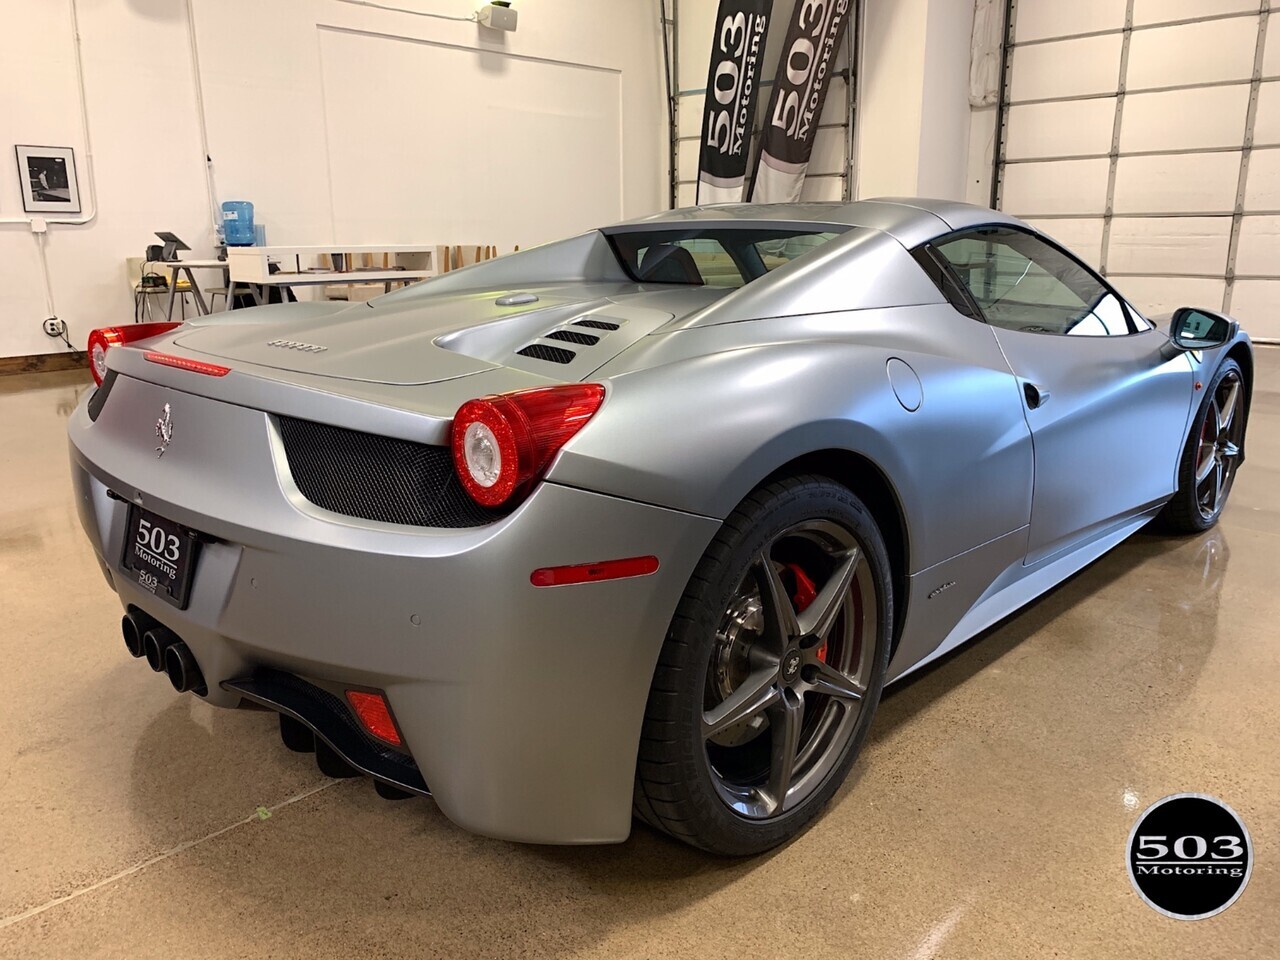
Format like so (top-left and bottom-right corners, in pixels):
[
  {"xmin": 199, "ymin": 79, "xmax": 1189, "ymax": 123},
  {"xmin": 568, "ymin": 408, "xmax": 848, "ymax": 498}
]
[
  {"xmin": 164, "ymin": 268, "xmax": 179, "ymax": 320},
  {"xmin": 183, "ymin": 267, "xmax": 210, "ymax": 315}
]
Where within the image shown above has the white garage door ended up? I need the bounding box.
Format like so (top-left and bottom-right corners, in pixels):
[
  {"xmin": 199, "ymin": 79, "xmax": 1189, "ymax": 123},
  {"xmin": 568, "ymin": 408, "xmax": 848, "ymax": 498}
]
[{"xmin": 994, "ymin": 0, "xmax": 1279, "ymax": 341}]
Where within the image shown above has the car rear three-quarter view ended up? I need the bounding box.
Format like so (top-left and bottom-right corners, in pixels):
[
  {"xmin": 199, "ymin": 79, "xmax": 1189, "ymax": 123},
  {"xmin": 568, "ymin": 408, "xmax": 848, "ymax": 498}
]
[{"xmin": 69, "ymin": 198, "xmax": 1252, "ymax": 855}]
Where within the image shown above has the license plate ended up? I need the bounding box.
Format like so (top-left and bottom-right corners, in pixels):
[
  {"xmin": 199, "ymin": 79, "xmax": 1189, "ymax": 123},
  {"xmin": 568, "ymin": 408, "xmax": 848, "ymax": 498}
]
[{"xmin": 121, "ymin": 506, "xmax": 202, "ymax": 609}]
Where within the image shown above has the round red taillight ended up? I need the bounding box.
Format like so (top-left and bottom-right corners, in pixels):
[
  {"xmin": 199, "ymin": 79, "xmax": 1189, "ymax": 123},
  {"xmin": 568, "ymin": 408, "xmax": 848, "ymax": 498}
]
[
  {"xmin": 451, "ymin": 384, "xmax": 605, "ymax": 508},
  {"xmin": 453, "ymin": 396, "xmax": 531, "ymax": 507}
]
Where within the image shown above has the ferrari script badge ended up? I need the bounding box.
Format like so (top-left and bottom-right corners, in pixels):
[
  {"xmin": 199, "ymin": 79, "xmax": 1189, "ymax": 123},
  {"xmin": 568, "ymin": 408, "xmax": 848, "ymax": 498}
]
[
  {"xmin": 267, "ymin": 339, "xmax": 327, "ymax": 353},
  {"xmin": 155, "ymin": 403, "xmax": 173, "ymax": 458}
]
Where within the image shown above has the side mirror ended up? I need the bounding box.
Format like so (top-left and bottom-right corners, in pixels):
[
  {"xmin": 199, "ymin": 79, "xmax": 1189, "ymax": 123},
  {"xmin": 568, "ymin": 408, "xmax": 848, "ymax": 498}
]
[{"xmin": 1170, "ymin": 306, "xmax": 1238, "ymax": 351}]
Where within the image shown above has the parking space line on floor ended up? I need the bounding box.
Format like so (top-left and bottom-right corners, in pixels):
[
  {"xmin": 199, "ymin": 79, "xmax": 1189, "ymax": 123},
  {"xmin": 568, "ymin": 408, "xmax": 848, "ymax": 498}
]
[{"xmin": 0, "ymin": 780, "xmax": 338, "ymax": 931}]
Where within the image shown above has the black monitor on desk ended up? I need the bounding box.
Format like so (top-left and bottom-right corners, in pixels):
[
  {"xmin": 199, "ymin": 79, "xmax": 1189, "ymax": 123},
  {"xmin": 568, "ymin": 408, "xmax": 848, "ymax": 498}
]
[{"xmin": 154, "ymin": 232, "xmax": 190, "ymax": 262}]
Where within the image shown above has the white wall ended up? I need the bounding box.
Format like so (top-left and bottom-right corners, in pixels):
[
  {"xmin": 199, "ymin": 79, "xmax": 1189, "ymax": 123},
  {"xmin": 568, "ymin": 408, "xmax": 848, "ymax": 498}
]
[
  {"xmin": 193, "ymin": 0, "xmax": 663, "ymax": 248},
  {"xmin": 0, "ymin": 0, "xmax": 210, "ymax": 360},
  {"xmin": 0, "ymin": 0, "xmax": 666, "ymax": 360}
]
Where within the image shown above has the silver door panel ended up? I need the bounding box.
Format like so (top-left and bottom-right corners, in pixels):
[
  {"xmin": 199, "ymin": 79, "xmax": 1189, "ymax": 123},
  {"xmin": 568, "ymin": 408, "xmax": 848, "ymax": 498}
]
[{"xmin": 990, "ymin": 328, "xmax": 1195, "ymax": 563}]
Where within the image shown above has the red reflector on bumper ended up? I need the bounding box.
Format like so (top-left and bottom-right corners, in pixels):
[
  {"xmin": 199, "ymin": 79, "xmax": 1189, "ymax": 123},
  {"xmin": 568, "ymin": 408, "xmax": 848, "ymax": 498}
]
[
  {"xmin": 143, "ymin": 352, "xmax": 231, "ymax": 377},
  {"xmin": 530, "ymin": 555, "xmax": 660, "ymax": 587},
  {"xmin": 346, "ymin": 690, "xmax": 402, "ymax": 746}
]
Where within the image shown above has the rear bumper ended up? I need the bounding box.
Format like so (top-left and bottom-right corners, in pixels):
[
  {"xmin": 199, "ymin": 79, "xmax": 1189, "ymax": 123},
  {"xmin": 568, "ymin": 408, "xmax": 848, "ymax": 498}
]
[{"xmin": 68, "ymin": 377, "xmax": 719, "ymax": 843}]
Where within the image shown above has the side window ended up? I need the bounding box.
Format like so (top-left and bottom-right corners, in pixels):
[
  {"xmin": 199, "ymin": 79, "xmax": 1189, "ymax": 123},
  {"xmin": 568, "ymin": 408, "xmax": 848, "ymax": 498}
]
[{"xmin": 932, "ymin": 228, "xmax": 1135, "ymax": 337}]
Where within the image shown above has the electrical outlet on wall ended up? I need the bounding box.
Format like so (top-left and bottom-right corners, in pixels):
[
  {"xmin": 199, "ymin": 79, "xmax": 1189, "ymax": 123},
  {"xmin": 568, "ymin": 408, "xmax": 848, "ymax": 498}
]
[{"xmin": 43, "ymin": 318, "xmax": 66, "ymax": 338}]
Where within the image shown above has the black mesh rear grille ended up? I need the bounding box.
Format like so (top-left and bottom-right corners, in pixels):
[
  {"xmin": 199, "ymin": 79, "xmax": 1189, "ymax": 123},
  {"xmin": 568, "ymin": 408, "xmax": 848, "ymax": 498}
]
[
  {"xmin": 574, "ymin": 319, "xmax": 620, "ymax": 331},
  {"xmin": 546, "ymin": 329, "xmax": 600, "ymax": 345},
  {"xmin": 516, "ymin": 343, "xmax": 576, "ymax": 363},
  {"xmin": 277, "ymin": 417, "xmax": 509, "ymax": 527}
]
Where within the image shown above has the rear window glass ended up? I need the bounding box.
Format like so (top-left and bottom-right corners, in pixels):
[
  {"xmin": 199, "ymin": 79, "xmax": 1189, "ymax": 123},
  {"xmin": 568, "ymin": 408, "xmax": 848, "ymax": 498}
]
[{"xmin": 608, "ymin": 228, "xmax": 844, "ymax": 287}]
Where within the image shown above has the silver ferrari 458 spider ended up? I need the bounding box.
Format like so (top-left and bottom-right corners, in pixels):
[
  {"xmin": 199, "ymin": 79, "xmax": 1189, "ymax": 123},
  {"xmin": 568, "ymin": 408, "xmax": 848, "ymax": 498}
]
[{"xmin": 69, "ymin": 199, "xmax": 1252, "ymax": 854}]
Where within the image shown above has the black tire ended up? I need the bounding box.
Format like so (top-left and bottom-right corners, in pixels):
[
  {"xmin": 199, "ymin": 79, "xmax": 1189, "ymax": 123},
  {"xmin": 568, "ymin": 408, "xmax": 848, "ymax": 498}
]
[
  {"xmin": 1161, "ymin": 358, "xmax": 1247, "ymax": 534},
  {"xmin": 634, "ymin": 475, "xmax": 893, "ymax": 855}
]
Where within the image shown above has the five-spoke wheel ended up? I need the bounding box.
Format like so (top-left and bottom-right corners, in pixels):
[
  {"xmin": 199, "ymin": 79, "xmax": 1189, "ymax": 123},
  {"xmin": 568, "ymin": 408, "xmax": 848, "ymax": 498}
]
[
  {"xmin": 1195, "ymin": 369, "xmax": 1244, "ymax": 522},
  {"xmin": 635, "ymin": 475, "xmax": 892, "ymax": 855},
  {"xmin": 1163, "ymin": 358, "xmax": 1248, "ymax": 533},
  {"xmin": 702, "ymin": 520, "xmax": 875, "ymax": 820}
]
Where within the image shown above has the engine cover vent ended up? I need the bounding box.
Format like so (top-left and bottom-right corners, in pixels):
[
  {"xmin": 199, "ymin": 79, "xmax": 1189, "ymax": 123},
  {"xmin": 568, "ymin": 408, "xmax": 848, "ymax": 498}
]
[
  {"xmin": 546, "ymin": 329, "xmax": 600, "ymax": 346},
  {"xmin": 516, "ymin": 343, "xmax": 576, "ymax": 364},
  {"xmin": 573, "ymin": 318, "xmax": 620, "ymax": 331}
]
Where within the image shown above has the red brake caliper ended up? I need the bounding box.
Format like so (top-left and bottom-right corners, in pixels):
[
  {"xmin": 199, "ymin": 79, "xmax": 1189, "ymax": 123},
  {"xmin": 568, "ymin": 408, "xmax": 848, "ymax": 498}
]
[{"xmin": 785, "ymin": 563, "xmax": 826, "ymax": 663}]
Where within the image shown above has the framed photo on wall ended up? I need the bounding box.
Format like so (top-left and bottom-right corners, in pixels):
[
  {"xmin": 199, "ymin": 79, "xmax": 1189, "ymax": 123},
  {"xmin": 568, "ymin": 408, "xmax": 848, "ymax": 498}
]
[{"xmin": 15, "ymin": 145, "xmax": 81, "ymax": 214}]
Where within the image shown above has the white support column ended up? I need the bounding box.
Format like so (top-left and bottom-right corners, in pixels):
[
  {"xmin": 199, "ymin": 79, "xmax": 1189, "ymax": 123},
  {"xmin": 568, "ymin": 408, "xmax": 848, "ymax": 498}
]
[{"xmin": 856, "ymin": 0, "xmax": 976, "ymax": 200}]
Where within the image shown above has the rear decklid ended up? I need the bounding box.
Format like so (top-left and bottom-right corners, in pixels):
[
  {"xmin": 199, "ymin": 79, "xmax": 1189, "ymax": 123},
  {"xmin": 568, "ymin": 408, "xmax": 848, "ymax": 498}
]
[
  {"xmin": 170, "ymin": 281, "xmax": 732, "ymax": 386},
  {"xmin": 171, "ymin": 284, "xmax": 725, "ymax": 386},
  {"xmin": 172, "ymin": 292, "xmax": 573, "ymax": 386}
]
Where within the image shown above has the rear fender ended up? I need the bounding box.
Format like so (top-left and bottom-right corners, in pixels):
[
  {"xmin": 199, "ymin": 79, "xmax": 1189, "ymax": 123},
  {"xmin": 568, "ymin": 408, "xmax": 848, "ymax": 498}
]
[{"xmin": 550, "ymin": 327, "xmax": 1034, "ymax": 576}]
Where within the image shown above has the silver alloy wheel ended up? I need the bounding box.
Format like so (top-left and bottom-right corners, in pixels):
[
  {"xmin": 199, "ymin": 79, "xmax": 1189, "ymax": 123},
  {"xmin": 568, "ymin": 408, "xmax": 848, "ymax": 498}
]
[
  {"xmin": 702, "ymin": 519, "xmax": 876, "ymax": 820},
  {"xmin": 1196, "ymin": 371, "xmax": 1244, "ymax": 522}
]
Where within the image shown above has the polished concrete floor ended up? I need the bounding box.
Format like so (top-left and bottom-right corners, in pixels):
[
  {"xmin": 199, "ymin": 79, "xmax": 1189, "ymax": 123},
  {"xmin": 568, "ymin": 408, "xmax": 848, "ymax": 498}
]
[{"xmin": 0, "ymin": 355, "xmax": 1277, "ymax": 959}]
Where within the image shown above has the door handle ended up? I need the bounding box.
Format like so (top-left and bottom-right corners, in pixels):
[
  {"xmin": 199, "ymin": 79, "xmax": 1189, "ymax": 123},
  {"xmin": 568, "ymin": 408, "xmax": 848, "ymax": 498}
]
[{"xmin": 1023, "ymin": 381, "xmax": 1051, "ymax": 409}]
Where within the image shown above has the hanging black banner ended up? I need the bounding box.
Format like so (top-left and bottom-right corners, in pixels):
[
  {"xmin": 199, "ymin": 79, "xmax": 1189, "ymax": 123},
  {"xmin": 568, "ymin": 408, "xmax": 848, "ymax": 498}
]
[
  {"xmin": 750, "ymin": 0, "xmax": 852, "ymax": 203},
  {"xmin": 696, "ymin": 0, "xmax": 773, "ymax": 205}
]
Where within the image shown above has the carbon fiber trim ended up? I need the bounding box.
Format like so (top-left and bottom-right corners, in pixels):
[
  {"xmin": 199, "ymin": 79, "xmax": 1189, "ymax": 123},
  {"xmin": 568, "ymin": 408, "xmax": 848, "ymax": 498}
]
[
  {"xmin": 224, "ymin": 670, "xmax": 430, "ymax": 796},
  {"xmin": 277, "ymin": 416, "xmax": 509, "ymax": 527}
]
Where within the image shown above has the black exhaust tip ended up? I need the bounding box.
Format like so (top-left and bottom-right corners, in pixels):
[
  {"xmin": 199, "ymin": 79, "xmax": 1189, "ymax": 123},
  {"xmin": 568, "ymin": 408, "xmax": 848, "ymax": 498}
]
[
  {"xmin": 121, "ymin": 611, "xmax": 152, "ymax": 659},
  {"xmin": 163, "ymin": 641, "xmax": 207, "ymax": 696},
  {"xmin": 142, "ymin": 626, "xmax": 179, "ymax": 672}
]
